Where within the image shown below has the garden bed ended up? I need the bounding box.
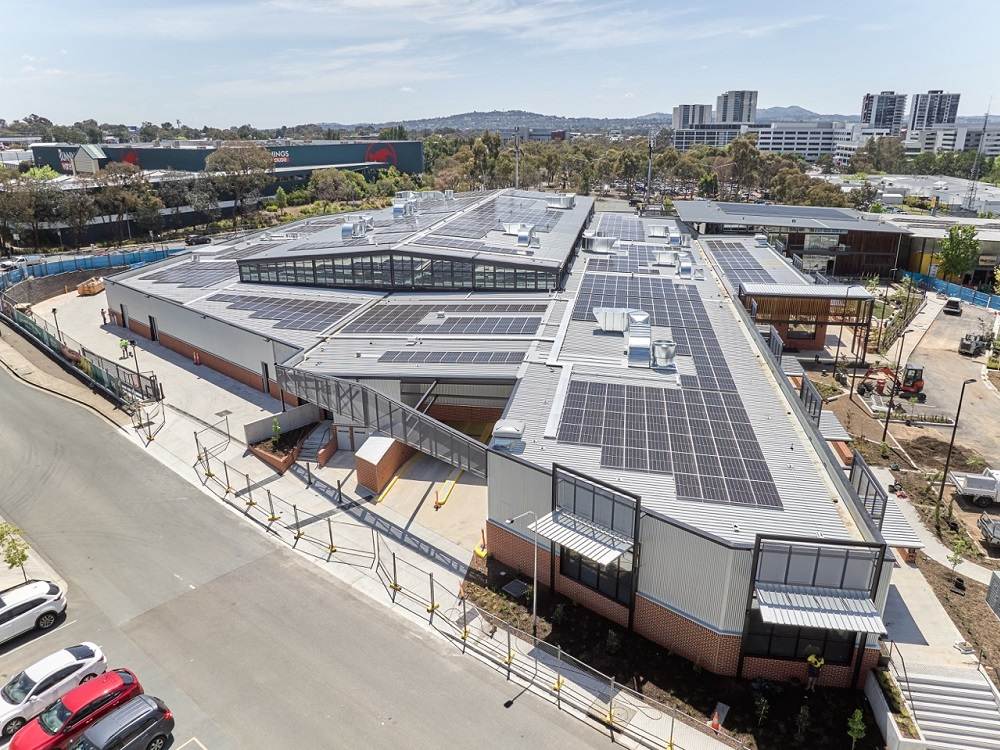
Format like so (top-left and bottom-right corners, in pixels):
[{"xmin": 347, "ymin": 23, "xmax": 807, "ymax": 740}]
[
  {"xmin": 463, "ymin": 555, "xmax": 883, "ymax": 750},
  {"xmin": 248, "ymin": 424, "xmax": 313, "ymax": 474}
]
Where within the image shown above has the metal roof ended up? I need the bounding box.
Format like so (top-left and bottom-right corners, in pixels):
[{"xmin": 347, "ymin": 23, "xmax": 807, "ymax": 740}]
[
  {"xmin": 755, "ymin": 582, "xmax": 887, "ymax": 633},
  {"xmin": 819, "ymin": 411, "xmax": 851, "ymax": 442},
  {"xmin": 674, "ymin": 200, "xmax": 908, "ymax": 235},
  {"xmin": 529, "ymin": 509, "xmax": 632, "ymax": 566},
  {"xmin": 738, "ymin": 282, "xmax": 875, "ymax": 300},
  {"xmin": 879, "ymin": 495, "xmax": 924, "ymax": 550}
]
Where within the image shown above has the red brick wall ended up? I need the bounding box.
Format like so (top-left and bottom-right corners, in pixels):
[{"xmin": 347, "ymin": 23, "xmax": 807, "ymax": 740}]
[
  {"xmin": 355, "ymin": 440, "xmax": 415, "ymax": 493},
  {"xmin": 425, "ymin": 403, "xmax": 504, "ymax": 423},
  {"xmin": 633, "ymin": 595, "xmax": 742, "ymax": 675},
  {"xmin": 555, "ymin": 573, "xmax": 629, "ymax": 627},
  {"xmin": 486, "ymin": 520, "xmax": 552, "ymax": 586},
  {"xmin": 127, "ymin": 318, "xmax": 151, "ymax": 339},
  {"xmin": 743, "ymin": 647, "xmax": 879, "ymax": 689},
  {"xmin": 109, "ymin": 309, "xmax": 123, "ymax": 327},
  {"xmin": 157, "ymin": 330, "xmax": 263, "ymax": 392}
]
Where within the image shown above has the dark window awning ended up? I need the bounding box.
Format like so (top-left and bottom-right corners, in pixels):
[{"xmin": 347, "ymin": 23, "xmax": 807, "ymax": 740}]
[
  {"xmin": 529, "ymin": 510, "xmax": 632, "ymax": 567},
  {"xmin": 755, "ymin": 582, "xmax": 887, "ymax": 634}
]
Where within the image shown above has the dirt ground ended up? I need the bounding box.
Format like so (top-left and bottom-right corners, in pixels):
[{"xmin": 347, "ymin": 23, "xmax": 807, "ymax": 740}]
[{"xmin": 916, "ymin": 552, "xmax": 1000, "ymax": 690}]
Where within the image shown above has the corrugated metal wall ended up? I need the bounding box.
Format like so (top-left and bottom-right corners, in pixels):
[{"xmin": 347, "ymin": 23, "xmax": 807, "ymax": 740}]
[
  {"xmin": 637, "ymin": 513, "xmax": 752, "ymax": 634},
  {"xmin": 487, "ymin": 450, "xmax": 552, "ymax": 543}
]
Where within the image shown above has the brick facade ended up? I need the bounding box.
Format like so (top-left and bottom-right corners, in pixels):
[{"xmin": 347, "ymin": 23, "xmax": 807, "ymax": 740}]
[
  {"xmin": 127, "ymin": 317, "xmax": 151, "ymax": 339},
  {"xmin": 489, "ymin": 520, "xmax": 877, "ymax": 689},
  {"xmin": 425, "ymin": 403, "xmax": 504, "ymax": 424},
  {"xmin": 355, "ymin": 440, "xmax": 415, "ymax": 494},
  {"xmin": 771, "ymin": 322, "xmax": 827, "ymax": 351}
]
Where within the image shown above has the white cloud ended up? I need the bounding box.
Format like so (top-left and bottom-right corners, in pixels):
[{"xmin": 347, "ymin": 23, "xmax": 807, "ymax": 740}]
[{"xmin": 399, "ymin": 86, "xmax": 415, "ymax": 93}]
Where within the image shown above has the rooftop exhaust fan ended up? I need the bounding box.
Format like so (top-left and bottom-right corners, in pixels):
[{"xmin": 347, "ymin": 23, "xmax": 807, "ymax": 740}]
[
  {"xmin": 651, "ymin": 339, "xmax": 678, "ymax": 373},
  {"xmin": 591, "ymin": 236, "xmax": 617, "ymax": 254},
  {"xmin": 517, "ymin": 225, "xmax": 536, "ymax": 247},
  {"xmin": 546, "ymin": 193, "xmax": 576, "ymax": 210},
  {"xmin": 444, "ymin": 189, "xmax": 454, "ymax": 200},
  {"xmin": 625, "ymin": 311, "xmax": 651, "ymax": 368},
  {"xmin": 649, "ymin": 225, "xmax": 669, "ymax": 238}
]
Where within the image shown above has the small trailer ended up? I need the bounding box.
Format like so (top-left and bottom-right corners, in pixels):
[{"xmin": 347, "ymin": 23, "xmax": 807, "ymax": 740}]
[
  {"xmin": 949, "ymin": 469, "xmax": 1000, "ymax": 508},
  {"xmin": 978, "ymin": 513, "xmax": 1000, "ymax": 548}
]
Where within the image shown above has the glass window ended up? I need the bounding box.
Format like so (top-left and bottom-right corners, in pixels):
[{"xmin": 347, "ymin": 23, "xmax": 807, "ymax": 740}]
[{"xmin": 744, "ymin": 610, "xmax": 855, "ymax": 664}]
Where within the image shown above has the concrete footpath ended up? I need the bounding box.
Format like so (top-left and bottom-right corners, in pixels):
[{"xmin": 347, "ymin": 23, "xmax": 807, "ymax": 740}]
[{"xmin": 2, "ymin": 299, "xmax": 740, "ymax": 750}]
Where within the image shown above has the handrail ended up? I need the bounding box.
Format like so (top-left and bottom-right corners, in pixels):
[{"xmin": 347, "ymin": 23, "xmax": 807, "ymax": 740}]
[{"xmin": 886, "ymin": 639, "xmax": 919, "ymax": 727}]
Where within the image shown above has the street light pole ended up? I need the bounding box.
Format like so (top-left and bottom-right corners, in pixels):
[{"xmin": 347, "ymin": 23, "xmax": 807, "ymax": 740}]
[
  {"xmin": 129, "ymin": 338, "xmax": 142, "ymax": 384},
  {"xmin": 506, "ymin": 511, "xmax": 538, "ymax": 638},
  {"xmin": 938, "ymin": 378, "xmax": 977, "ymax": 529},
  {"xmin": 881, "ymin": 329, "xmax": 913, "ymax": 443}
]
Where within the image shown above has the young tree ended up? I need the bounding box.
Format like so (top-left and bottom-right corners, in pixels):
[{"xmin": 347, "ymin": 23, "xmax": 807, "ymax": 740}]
[
  {"xmin": 816, "ymin": 153, "xmax": 835, "ymax": 174},
  {"xmin": 0, "ymin": 523, "xmax": 30, "ymax": 582},
  {"xmin": 204, "ymin": 143, "xmax": 274, "ymax": 226},
  {"xmin": 847, "ymin": 708, "xmax": 866, "ymax": 749},
  {"xmin": 274, "ymin": 186, "xmax": 288, "ymax": 212},
  {"xmin": 187, "ymin": 182, "xmax": 220, "ymax": 229},
  {"xmin": 937, "ymin": 224, "xmax": 980, "ymax": 284},
  {"xmin": 133, "ymin": 193, "xmax": 165, "ymax": 236},
  {"xmin": 23, "ymin": 177, "xmax": 61, "ymax": 249},
  {"xmin": 947, "ymin": 537, "xmax": 971, "ymax": 580}
]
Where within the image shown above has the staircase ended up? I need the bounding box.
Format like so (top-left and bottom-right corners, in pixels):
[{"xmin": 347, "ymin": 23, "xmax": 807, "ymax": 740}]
[
  {"xmin": 901, "ymin": 669, "xmax": 1000, "ymax": 750},
  {"xmin": 298, "ymin": 421, "xmax": 332, "ymax": 463}
]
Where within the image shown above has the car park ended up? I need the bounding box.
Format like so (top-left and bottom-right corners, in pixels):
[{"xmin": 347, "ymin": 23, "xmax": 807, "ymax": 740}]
[
  {"xmin": 0, "ymin": 580, "xmax": 67, "ymax": 646},
  {"xmin": 66, "ymin": 695, "xmax": 173, "ymax": 750},
  {"xmin": 10, "ymin": 669, "xmax": 143, "ymax": 750},
  {"xmin": 0, "ymin": 645, "xmax": 107, "ymax": 737}
]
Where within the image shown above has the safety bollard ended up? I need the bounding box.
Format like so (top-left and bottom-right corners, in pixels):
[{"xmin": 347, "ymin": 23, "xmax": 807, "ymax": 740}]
[
  {"xmin": 390, "ymin": 552, "xmax": 400, "ymax": 601},
  {"xmin": 326, "ymin": 518, "xmax": 336, "ymax": 559},
  {"xmin": 426, "ymin": 572, "xmax": 440, "ymax": 619},
  {"xmin": 266, "ymin": 490, "xmax": 280, "ymax": 527},
  {"xmin": 291, "ymin": 505, "xmax": 304, "ymax": 545}
]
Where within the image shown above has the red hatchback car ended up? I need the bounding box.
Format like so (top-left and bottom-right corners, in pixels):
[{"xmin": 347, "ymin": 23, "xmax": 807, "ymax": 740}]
[{"xmin": 10, "ymin": 669, "xmax": 142, "ymax": 750}]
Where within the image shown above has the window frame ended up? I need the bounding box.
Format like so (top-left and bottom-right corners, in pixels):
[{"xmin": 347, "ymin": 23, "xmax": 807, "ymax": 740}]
[{"xmin": 743, "ymin": 609, "xmax": 856, "ymax": 665}]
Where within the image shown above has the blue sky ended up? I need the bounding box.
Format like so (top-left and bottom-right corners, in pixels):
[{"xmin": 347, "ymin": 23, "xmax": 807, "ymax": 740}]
[{"xmin": 5, "ymin": 0, "xmax": 998, "ymax": 127}]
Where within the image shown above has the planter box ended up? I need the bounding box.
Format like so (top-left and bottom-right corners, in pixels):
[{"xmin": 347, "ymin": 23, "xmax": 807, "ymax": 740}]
[
  {"xmin": 248, "ymin": 443, "xmax": 300, "ymax": 475},
  {"xmin": 864, "ymin": 672, "xmax": 926, "ymax": 750}
]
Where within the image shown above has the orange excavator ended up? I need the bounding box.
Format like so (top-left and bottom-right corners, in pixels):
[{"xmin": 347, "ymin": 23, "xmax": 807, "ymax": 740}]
[{"xmin": 856, "ymin": 363, "xmax": 927, "ymax": 403}]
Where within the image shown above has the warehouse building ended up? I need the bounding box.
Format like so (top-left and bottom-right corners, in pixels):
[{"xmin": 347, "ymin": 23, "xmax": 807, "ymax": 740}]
[
  {"xmin": 105, "ymin": 189, "xmax": 915, "ymax": 689},
  {"xmin": 30, "ymin": 139, "xmax": 424, "ymax": 176}
]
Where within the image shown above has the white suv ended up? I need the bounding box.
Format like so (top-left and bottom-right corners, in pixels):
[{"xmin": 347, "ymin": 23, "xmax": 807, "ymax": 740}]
[{"xmin": 0, "ymin": 581, "xmax": 66, "ymax": 646}]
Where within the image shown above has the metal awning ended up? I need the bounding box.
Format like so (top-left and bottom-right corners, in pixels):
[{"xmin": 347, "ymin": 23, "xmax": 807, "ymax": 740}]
[
  {"xmin": 880, "ymin": 495, "xmax": 924, "ymax": 550},
  {"xmin": 755, "ymin": 583, "xmax": 887, "ymax": 634},
  {"xmin": 529, "ymin": 510, "xmax": 632, "ymax": 567},
  {"xmin": 819, "ymin": 410, "xmax": 850, "ymax": 441}
]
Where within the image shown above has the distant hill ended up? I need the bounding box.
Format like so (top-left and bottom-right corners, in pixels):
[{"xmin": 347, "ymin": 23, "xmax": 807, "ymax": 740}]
[{"xmin": 755, "ymin": 106, "xmax": 860, "ymax": 123}]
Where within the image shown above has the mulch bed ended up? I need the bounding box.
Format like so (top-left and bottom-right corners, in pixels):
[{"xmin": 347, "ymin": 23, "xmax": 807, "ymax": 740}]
[
  {"xmin": 250, "ymin": 424, "xmax": 313, "ymax": 459},
  {"xmin": 464, "ymin": 555, "xmax": 882, "ymax": 750}
]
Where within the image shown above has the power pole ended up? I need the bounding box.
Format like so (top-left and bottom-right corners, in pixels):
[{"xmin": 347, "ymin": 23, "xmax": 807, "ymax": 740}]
[
  {"xmin": 965, "ymin": 101, "xmax": 991, "ymax": 211},
  {"xmin": 645, "ymin": 128, "xmax": 655, "ymax": 204}
]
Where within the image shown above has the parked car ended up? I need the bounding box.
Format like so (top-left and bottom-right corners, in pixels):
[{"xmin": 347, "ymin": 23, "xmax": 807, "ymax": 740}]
[
  {"xmin": 10, "ymin": 669, "xmax": 142, "ymax": 750},
  {"xmin": 0, "ymin": 261, "xmax": 16, "ymax": 272},
  {"xmin": 0, "ymin": 645, "xmax": 107, "ymax": 737},
  {"xmin": 943, "ymin": 297, "xmax": 963, "ymax": 316},
  {"xmin": 183, "ymin": 234, "xmax": 211, "ymax": 246},
  {"xmin": 0, "ymin": 580, "xmax": 66, "ymax": 647},
  {"xmin": 66, "ymin": 696, "xmax": 173, "ymax": 750},
  {"xmin": 979, "ymin": 513, "xmax": 1000, "ymax": 548}
]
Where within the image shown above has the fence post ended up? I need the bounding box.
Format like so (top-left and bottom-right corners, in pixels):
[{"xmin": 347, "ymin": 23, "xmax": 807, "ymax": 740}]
[
  {"xmin": 291, "ymin": 505, "xmax": 304, "ymax": 546},
  {"xmin": 608, "ymin": 676, "xmax": 616, "ymax": 739},
  {"xmin": 266, "ymin": 490, "xmax": 279, "ymax": 528},
  {"xmin": 336, "ymin": 479, "xmax": 342, "ymax": 505},
  {"xmin": 427, "ymin": 572, "xmax": 440, "ymax": 620},
  {"xmin": 390, "ymin": 552, "xmax": 399, "ymax": 601},
  {"xmin": 194, "ymin": 430, "xmax": 201, "ymax": 464},
  {"xmin": 461, "ymin": 597, "xmax": 468, "ymax": 650},
  {"xmin": 506, "ymin": 628, "xmax": 513, "ymax": 680},
  {"xmin": 223, "ymin": 461, "xmax": 232, "ymax": 494},
  {"xmin": 244, "ymin": 478, "xmax": 257, "ymax": 513},
  {"xmin": 370, "ymin": 527, "xmax": 377, "ymax": 569},
  {"xmin": 306, "ymin": 463, "xmax": 312, "ymax": 487},
  {"xmin": 555, "ymin": 646, "xmax": 563, "ymax": 709},
  {"xmin": 203, "ymin": 447, "xmax": 214, "ymax": 478},
  {"xmin": 326, "ymin": 518, "xmax": 336, "ymax": 559}
]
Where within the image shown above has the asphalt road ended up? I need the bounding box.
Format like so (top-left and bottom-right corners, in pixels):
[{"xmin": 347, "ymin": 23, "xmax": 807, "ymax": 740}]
[
  {"xmin": 0, "ymin": 369, "xmax": 603, "ymax": 750},
  {"xmin": 909, "ymin": 302, "xmax": 1000, "ymax": 464}
]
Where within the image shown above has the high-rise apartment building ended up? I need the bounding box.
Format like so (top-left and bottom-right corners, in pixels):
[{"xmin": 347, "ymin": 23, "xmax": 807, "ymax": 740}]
[
  {"xmin": 908, "ymin": 90, "xmax": 960, "ymax": 130},
  {"xmin": 860, "ymin": 91, "xmax": 907, "ymax": 132},
  {"xmin": 715, "ymin": 90, "xmax": 758, "ymax": 124},
  {"xmin": 672, "ymin": 104, "xmax": 713, "ymax": 129}
]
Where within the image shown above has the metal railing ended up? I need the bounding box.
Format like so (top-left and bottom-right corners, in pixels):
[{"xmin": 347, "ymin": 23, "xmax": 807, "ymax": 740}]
[
  {"xmin": 885, "ymin": 640, "xmax": 919, "ymax": 727},
  {"xmin": 849, "ymin": 452, "xmax": 888, "ymax": 531},
  {"xmin": 799, "ymin": 374, "xmax": 824, "ymax": 427},
  {"xmin": 276, "ymin": 365, "xmax": 488, "ymax": 478}
]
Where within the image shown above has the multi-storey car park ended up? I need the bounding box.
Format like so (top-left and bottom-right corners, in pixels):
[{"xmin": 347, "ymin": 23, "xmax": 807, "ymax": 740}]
[{"xmin": 105, "ymin": 188, "xmax": 923, "ymax": 689}]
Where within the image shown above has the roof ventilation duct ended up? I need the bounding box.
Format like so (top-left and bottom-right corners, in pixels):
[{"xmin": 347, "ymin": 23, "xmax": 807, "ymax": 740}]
[
  {"xmin": 395, "ymin": 190, "xmax": 415, "ymax": 200},
  {"xmin": 625, "ymin": 310, "xmax": 652, "ymax": 368},
  {"xmin": 517, "ymin": 225, "xmax": 536, "ymax": 247},
  {"xmin": 668, "ymin": 230, "xmax": 682, "ymax": 246},
  {"xmin": 593, "ymin": 307, "xmax": 635, "ymax": 332},
  {"xmin": 649, "ymin": 225, "xmax": 669, "ymax": 238},
  {"xmin": 754, "ymin": 233, "xmax": 769, "ymax": 247},
  {"xmin": 546, "ymin": 193, "xmax": 576, "ymax": 209},
  {"xmin": 651, "ymin": 339, "xmax": 678, "ymax": 373},
  {"xmin": 678, "ymin": 258, "xmax": 693, "ymax": 279},
  {"xmin": 444, "ymin": 189, "xmax": 454, "ymax": 200},
  {"xmin": 591, "ymin": 236, "xmax": 617, "ymax": 254},
  {"xmin": 655, "ymin": 250, "xmax": 678, "ymax": 266},
  {"xmin": 492, "ymin": 419, "xmax": 526, "ymax": 444}
]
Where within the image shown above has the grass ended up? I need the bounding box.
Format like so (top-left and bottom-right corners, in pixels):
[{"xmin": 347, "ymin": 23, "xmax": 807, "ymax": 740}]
[
  {"xmin": 874, "ymin": 669, "xmax": 920, "ymax": 739},
  {"xmin": 463, "ymin": 555, "xmax": 883, "ymax": 750}
]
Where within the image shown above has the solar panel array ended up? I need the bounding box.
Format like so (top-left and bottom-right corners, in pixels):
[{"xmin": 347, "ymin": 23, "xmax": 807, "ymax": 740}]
[
  {"xmin": 141, "ymin": 261, "xmax": 237, "ymax": 288},
  {"xmin": 206, "ymin": 293, "xmax": 359, "ymax": 331},
  {"xmin": 557, "ymin": 381, "xmax": 780, "ymax": 507},
  {"xmin": 586, "ymin": 242, "xmax": 662, "ymax": 274},
  {"xmin": 571, "ymin": 275, "xmax": 710, "ymax": 330},
  {"xmin": 430, "ymin": 196, "xmax": 563, "ymax": 240},
  {"xmin": 597, "ymin": 214, "xmax": 645, "ymax": 241},
  {"xmin": 217, "ymin": 243, "xmax": 285, "ymax": 261},
  {"xmin": 378, "ymin": 350, "xmax": 525, "ymax": 365},
  {"xmin": 343, "ymin": 303, "xmax": 544, "ymax": 335},
  {"xmin": 715, "ymin": 202, "xmax": 855, "ymax": 221},
  {"xmin": 703, "ymin": 239, "xmax": 778, "ymax": 285}
]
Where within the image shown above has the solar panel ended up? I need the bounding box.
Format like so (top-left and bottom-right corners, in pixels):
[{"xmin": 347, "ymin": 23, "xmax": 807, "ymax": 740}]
[
  {"xmin": 378, "ymin": 350, "xmax": 525, "ymax": 365},
  {"xmin": 571, "ymin": 275, "xmax": 711, "ymax": 330},
  {"xmin": 141, "ymin": 261, "xmax": 237, "ymax": 288},
  {"xmin": 342, "ymin": 303, "xmax": 545, "ymax": 335},
  {"xmin": 556, "ymin": 379, "xmax": 781, "ymax": 507},
  {"xmin": 586, "ymin": 242, "xmax": 664, "ymax": 274},
  {"xmin": 206, "ymin": 293, "xmax": 359, "ymax": 332},
  {"xmin": 597, "ymin": 214, "xmax": 645, "ymax": 242}
]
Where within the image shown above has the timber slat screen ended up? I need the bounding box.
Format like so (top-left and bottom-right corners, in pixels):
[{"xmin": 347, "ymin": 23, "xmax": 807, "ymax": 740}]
[{"xmin": 276, "ymin": 365, "xmax": 488, "ymax": 477}]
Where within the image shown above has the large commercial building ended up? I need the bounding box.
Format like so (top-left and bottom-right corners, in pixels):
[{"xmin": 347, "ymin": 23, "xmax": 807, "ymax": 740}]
[
  {"xmin": 903, "ymin": 124, "xmax": 1000, "ymax": 157},
  {"xmin": 907, "ymin": 90, "xmax": 960, "ymax": 130},
  {"xmin": 672, "ymin": 105, "xmax": 713, "ymax": 129},
  {"xmin": 104, "ymin": 188, "xmax": 917, "ymax": 691},
  {"xmin": 754, "ymin": 122, "xmax": 844, "ymax": 162},
  {"xmin": 30, "ymin": 139, "xmax": 425, "ymax": 176},
  {"xmin": 669, "ymin": 124, "xmax": 746, "ymax": 151},
  {"xmin": 832, "ymin": 125, "xmax": 895, "ymax": 168},
  {"xmin": 674, "ymin": 200, "xmax": 909, "ymax": 277},
  {"xmin": 861, "ymin": 91, "xmax": 907, "ymax": 133},
  {"xmin": 715, "ymin": 90, "xmax": 758, "ymax": 124}
]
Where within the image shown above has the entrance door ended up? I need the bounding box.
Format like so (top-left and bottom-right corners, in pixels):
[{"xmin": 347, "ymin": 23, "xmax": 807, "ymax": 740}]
[
  {"xmin": 261, "ymin": 362, "xmax": 271, "ymax": 395},
  {"xmin": 148, "ymin": 316, "xmax": 158, "ymax": 342},
  {"xmin": 119, "ymin": 304, "xmax": 128, "ymax": 328}
]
